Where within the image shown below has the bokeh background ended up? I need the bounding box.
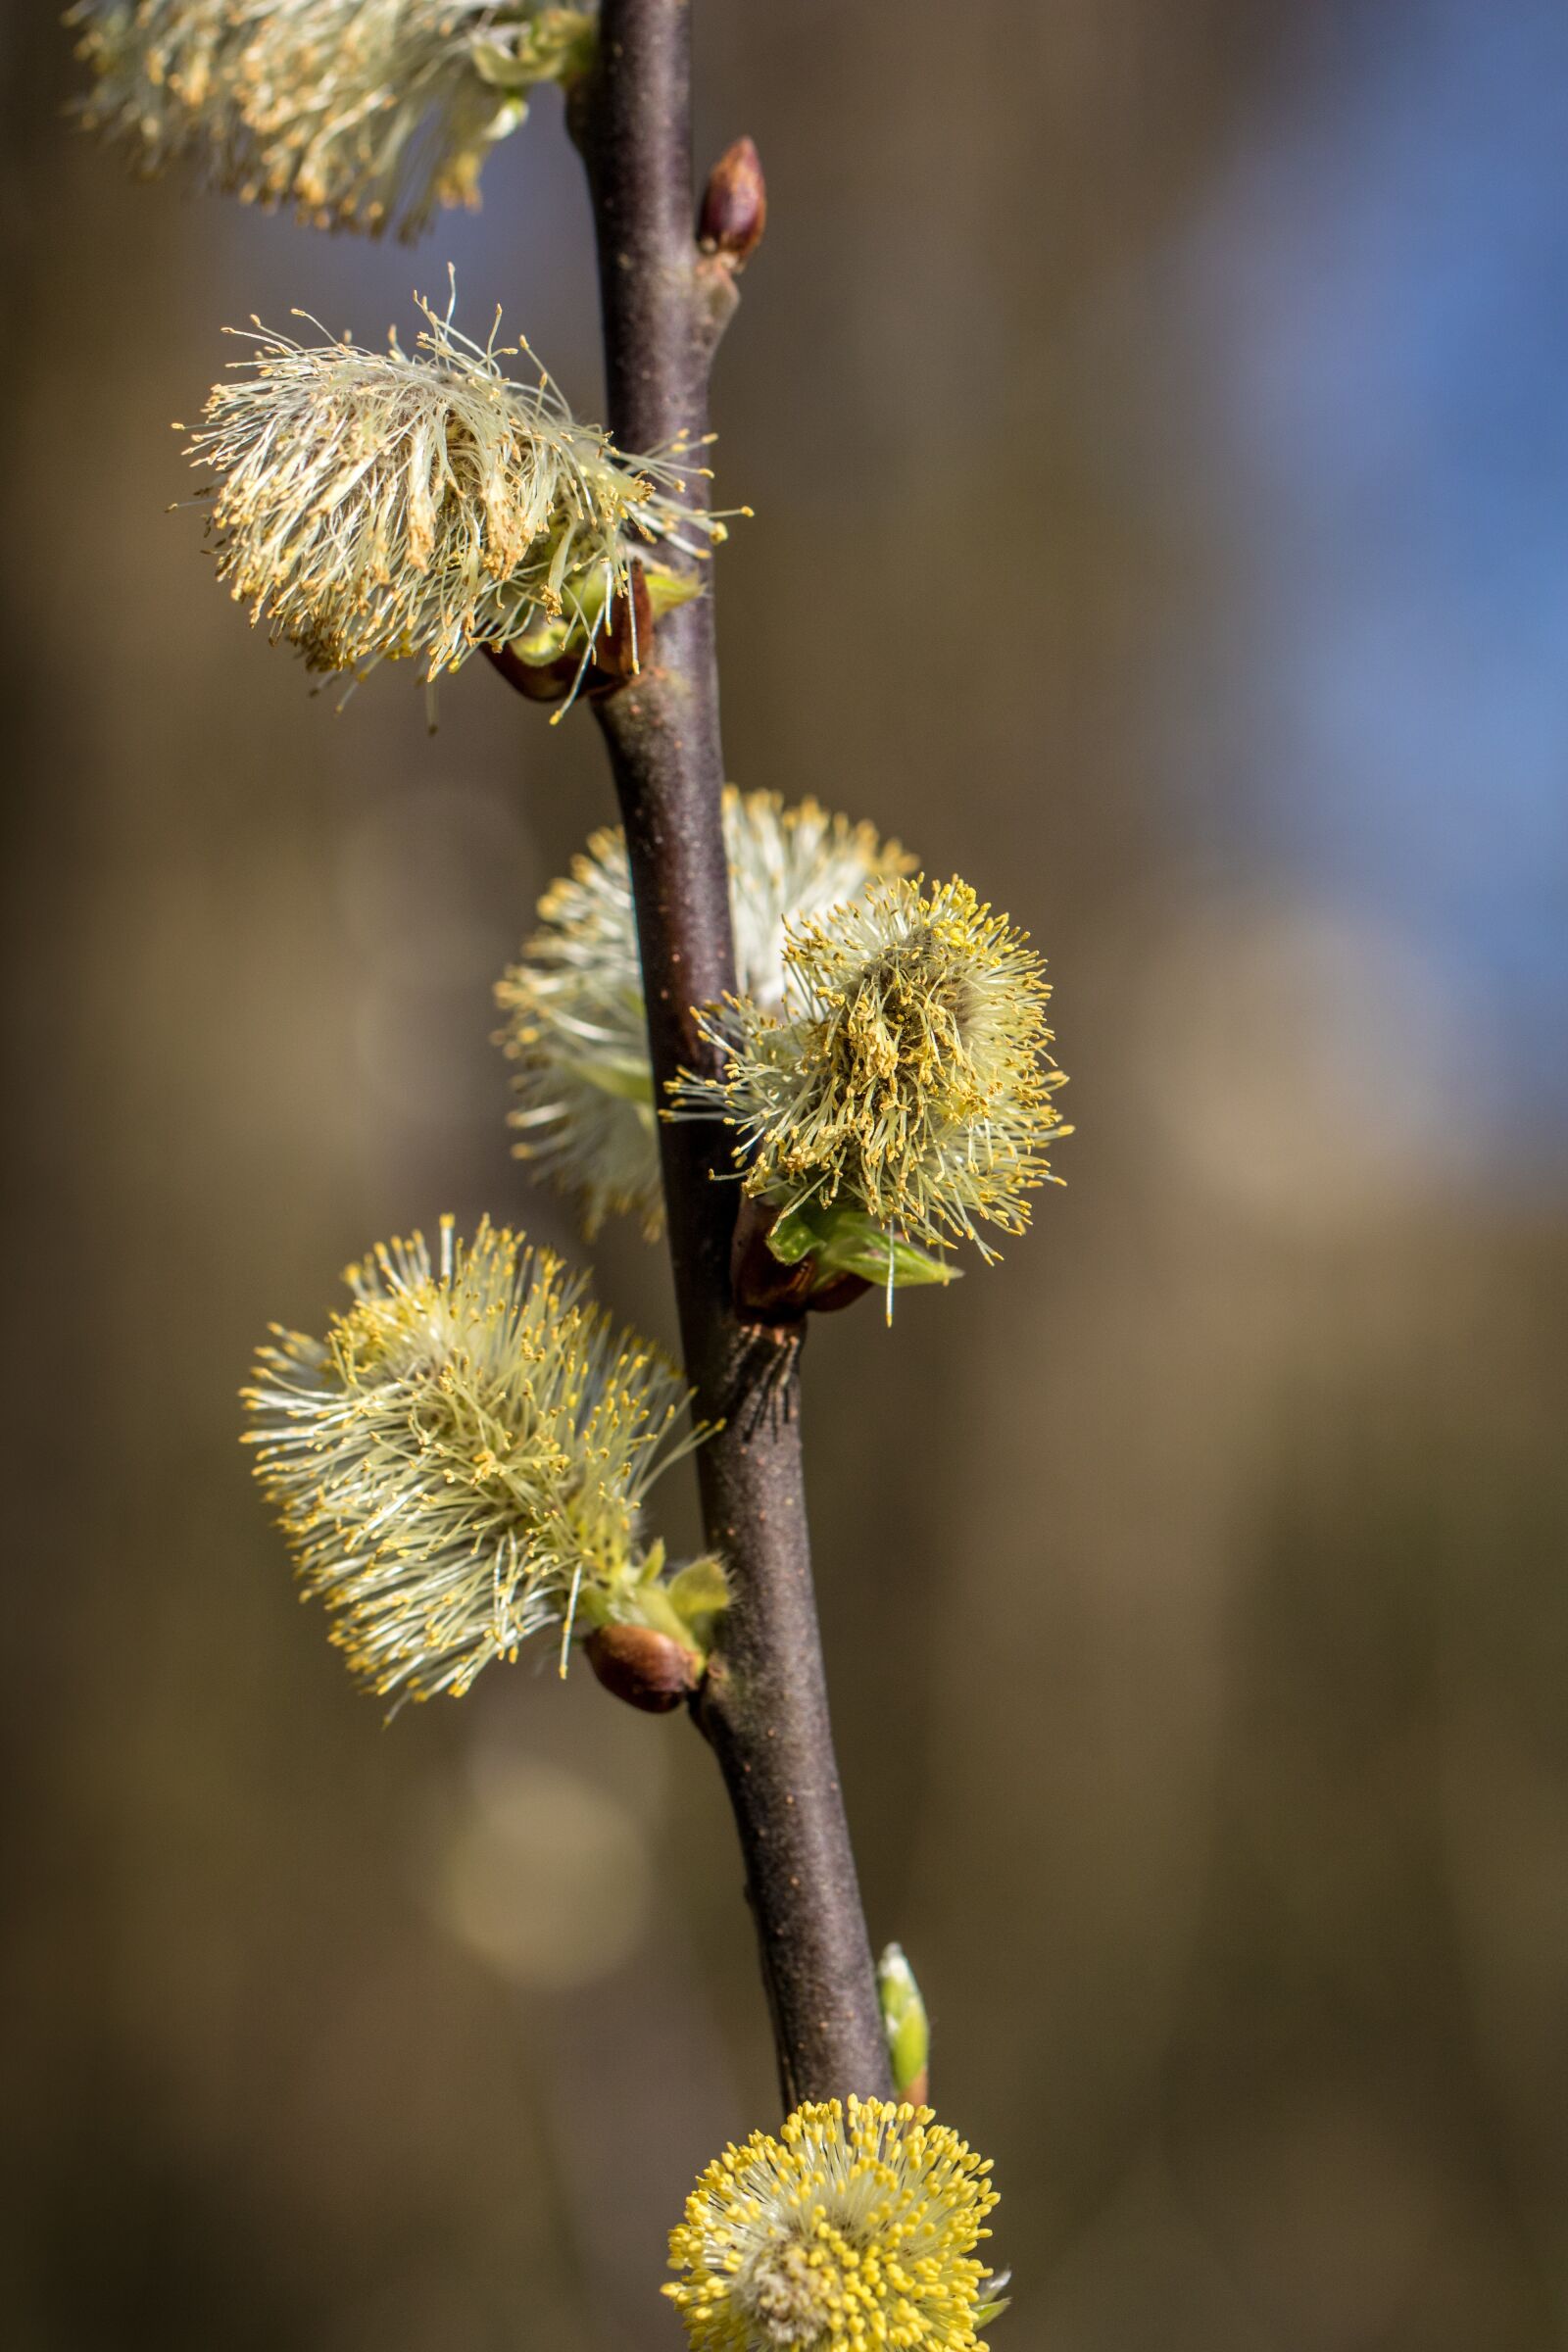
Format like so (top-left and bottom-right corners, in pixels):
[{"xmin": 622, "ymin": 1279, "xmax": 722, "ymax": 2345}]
[{"xmin": 4, "ymin": 3, "xmax": 1568, "ymax": 2345}]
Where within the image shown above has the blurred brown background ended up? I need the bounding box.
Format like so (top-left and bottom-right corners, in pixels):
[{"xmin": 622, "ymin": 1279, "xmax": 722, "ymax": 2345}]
[{"xmin": 5, "ymin": 4, "xmax": 1568, "ymax": 2346}]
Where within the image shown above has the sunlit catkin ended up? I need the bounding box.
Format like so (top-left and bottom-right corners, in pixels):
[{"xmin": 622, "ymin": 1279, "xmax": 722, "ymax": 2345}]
[
  {"xmin": 666, "ymin": 2097, "xmax": 1004, "ymax": 2352},
  {"xmin": 242, "ymin": 1217, "xmax": 722, "ymax": 1706},
  {"xmin": 669, "ymin": 875, "xmax": 1069, "ymax": 1266},
  {"xmin": 496, "ymin": 790, "xmax": 912, "ymax": 1237},
  {"xmin": 185, "ymin": 288, "xmax": 722, "ymax": 682},
  {"xmin": 72, "ymin": 0, "xmax": 596, "ymax": 237}
]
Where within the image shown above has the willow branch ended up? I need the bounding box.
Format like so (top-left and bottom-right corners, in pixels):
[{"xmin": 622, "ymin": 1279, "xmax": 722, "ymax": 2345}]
[{"xmin": 571, "ymin": 0, "xmax": 892, "ymax": 2109}]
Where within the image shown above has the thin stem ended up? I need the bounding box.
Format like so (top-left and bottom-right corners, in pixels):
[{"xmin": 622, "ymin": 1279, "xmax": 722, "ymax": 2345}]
[{"xmin": 573, "ymin": 0, "xmax": 892, "ymax": 2109}]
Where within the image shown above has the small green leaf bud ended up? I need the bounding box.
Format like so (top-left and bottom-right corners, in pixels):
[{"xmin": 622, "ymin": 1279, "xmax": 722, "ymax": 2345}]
[
  {"xmin": 877, "ymin": 1942, "xmax": 931, "ymax": 2105},
  {"xmin": 767, "ymin": 1199, "xmax": 961, "ymax": 1297},
  {"xmin": 973, "ymin": 2280, "xmax": 1013, "ymax": 2329},
  {"xmin": 662, "ymin": 1555, "xmax": 731, "ymax": 1642}
]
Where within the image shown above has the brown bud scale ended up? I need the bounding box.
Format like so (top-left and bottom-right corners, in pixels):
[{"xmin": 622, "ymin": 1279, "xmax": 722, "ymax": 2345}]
[
  {"xmin": 586, "ymin": 1622, "xmax": 703, "ymax": 1713},
  {"xmin": 699, "ymin": 136, "xmax": 767, "ymax": 267}
]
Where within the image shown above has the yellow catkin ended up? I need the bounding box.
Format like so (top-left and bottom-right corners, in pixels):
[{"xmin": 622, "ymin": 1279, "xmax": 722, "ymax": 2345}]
[
  {"xmin": 185, "ymin": 289, "xmax": 721, "ymax": 682},
  {"xmin": 669, "ymin": 876, "xmax": 1070, "ymax": 1263},
  {"xmin": 241, "ymin": 1216, "xmax": 718, "ymax": 1706},
  {"xmin": 496, "ymin": 789, "xmax": 913, "ymax": 1239},
  {"xmin": 666, "ymin": 2097, "xmax": 1003, "ymax": 2352},
  {"xmin": 73, "ymin": 0, "xmax": 597, "ymax": 238}
]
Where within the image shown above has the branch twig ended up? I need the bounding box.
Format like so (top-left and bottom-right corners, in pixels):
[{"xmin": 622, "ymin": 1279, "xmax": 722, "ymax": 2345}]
[{"xmin": 573, "ymin": 0, "xmax": 892, "ymax": 2110}]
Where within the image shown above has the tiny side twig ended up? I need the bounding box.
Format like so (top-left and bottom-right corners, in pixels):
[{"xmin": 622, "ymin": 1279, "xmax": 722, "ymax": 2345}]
[{"xmin": 569, "ymin": 0, "xmax": 892, "ymax": 2109}]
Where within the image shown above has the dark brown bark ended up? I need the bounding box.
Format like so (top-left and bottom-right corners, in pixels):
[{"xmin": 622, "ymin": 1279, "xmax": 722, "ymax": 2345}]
[{"xmin": 572, "ymin": 0, "xmax": 892, "ymax": 2109}]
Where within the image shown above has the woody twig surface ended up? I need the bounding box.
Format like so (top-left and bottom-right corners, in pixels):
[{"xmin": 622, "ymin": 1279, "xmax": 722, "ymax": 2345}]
[{"xmin": 576, "ymin": 0, "xmax": 892, "ymax": 2108}]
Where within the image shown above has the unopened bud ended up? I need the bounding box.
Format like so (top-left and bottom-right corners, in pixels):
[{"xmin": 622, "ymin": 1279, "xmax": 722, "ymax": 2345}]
[
  {"xmin": 699, "ymin": 136, "xmax": 767, "ymax": 267},
  {"xmin": 586, "ymin": 1622, "xmax": 703, "ymax": 1713},
  {"xmin": 877, "ymin": 1942, "xmax": 931, "ymax": 2104}
]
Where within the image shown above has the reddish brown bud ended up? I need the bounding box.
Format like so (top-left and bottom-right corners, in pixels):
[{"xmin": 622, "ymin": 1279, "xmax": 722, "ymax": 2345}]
[
  {"xmin": 585, "ymin": 1622, "xmax": 703, "ymax": 1714},
  {"xmin": 481, "ymin": 639, "xmax": 576, "ymax": 703},
  {"xmin": 699, "ymin": 136, "xmax": 767, "ymax": 267},
  {"xmin": 806, "ymin": 1271, "xmax": 874, "ymax": 1316}
]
